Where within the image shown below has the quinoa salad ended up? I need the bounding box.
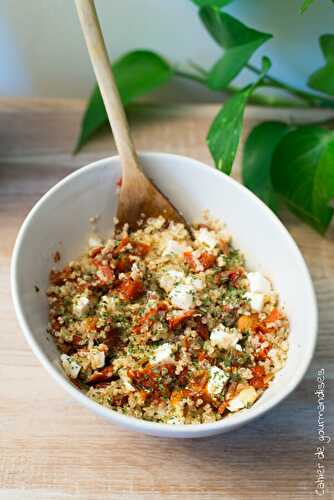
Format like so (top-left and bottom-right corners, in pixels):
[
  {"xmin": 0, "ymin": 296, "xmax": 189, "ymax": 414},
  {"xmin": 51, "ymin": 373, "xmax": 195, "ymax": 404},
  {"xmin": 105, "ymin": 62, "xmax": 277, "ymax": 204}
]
[{"xmin": 47, "ymin": 215, "xmax": 289, "ymax": 425}]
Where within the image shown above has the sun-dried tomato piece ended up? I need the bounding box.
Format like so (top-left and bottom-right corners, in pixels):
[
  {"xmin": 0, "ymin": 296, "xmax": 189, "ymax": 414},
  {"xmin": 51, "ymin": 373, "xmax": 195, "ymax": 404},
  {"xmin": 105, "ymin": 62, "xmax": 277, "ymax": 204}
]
[
  {"xmin": 97, "ymin": 265, "xmax": 115, "ymax": 283},
  {"xmin": 87, "ymin": 365, "xmax": 114, "ymax": 384},
  {"xmin": 115, "ymin": 254, "xmax": 132, "ymax": 272},
  {"xmin": 188, "ymin": 370, "xmax": 209, "ymax": 393},
  {"xmin": 250, "ymin": 365, "xmax": 267, "ymax": 389},
  {"xmin": 183, "ymin": 251, "xmax": 197, "ymax": 271},
  {"xmin": 89, "ymin": 246, "xmax": 103, "ymax": 258},
  {"xmin": 113, "ymin": 236, "xmax": 130, "ymax": 256},
  {"xmin": 265, "ymin": 308, "xmax": 281, "ymax": 324},
  {"xmin": 199, "ymin": 252, "xmax": 216, "ymax": 270},
  {"xmin": 254, "ymin": 322, "xmax": 267, "ymax": 334},
  {"xmin": 103, "ymin": 328, "xmax": 121, "ymax": 348},
  {"xmin": 170, "ymin": 388, "xmax": 189, "ymax": 407},
  {"xmin": 129, "ymin": 364, "xmax": 176, "ymax": 401},
  {"xmin": 182, "ymin": 336, "xmax": 190, "ymax": 350},
  {"xmin": 228, "ymin": 268, "xmax": 244, "ymax": 287},
  {"xmin": 49, "ymin": 266, "xmax": 73, "ymax": 285},
  {"xmin": 83, "ymin": 316, "xmax": 98, "ymax": 333},
  {"xmin": 256, "ymin": 345, "xmax": 271, "ymax": 361},
  {"xmin": 72, "ymin": 334, "xmax": 83, "ymax": 346},
  {"xmin": 178, "ymin": 367, "xmax": 189, "ymax": 386},
  {"xmin": 51, "ymin": 317, "xmax": 62, "ymax": 331},
  {"xmin": 198, "ymin": 351, "xmax": 207, "ymax": 362},
  {"xmin": 168, "ymin": 310, "xmax": 194, "ymax": 330},
  {"xmin": 132, "ymin": 241, "xmax": 151, "ymax": 257},
  {"xmin": 218, "ymin": 400, "xmax": 229, "ymax": 415},
  {"xmin": 196, "ymin": 320, "xmax": 209, "ymax": 340},
  {"xmin": 118, "ymin": 278, "xmax": 144, "ymax": 301},
  {"xmin": 133, "ymin": 302, "xmax": 168, "ymax": 334}
]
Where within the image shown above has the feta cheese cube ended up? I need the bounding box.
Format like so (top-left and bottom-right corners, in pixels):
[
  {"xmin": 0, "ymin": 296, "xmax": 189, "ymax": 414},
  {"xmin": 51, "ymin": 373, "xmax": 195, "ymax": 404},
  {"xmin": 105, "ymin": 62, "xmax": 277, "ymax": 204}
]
[
  {"xmin": 60, "ymin": 354, "xmax": 81, "ymax": 379},
  {"xmin": 185, "ymin": 275, "xmax": 204, "ymax": 290},
  {"xmin": 159, "ymin": 269, "xmax": 185, "ymax": 292},
  {"xmin": 197, "ymin": 228, "xmax": 217, "ymax": 249},
  {"xmin": 162, "ymin": 240, "xmax": 188, "ymax": 257},
  {"xmin": 227, "ymin": 386, "xmax": 257, "ymax": 412},
  {"xmin": 245, "ymin": 292, "xmax": 265, "ymax": 312},
  {"xmin": 90, "ymin": 349, "xmax": 105, "ymax": 370},
  {"xmin": 72, "ymin": 295, "xmax": 90, "ymax": 317},
  {"xmin": 217, "ymin": 255, "xmax": 226, "ymax": 267},
  {"xmin": 151, "ymin": 343, "xmax": 174, "ymax": 365},
  {"xmin": 210, "ymin": 325, "xmax": 240, "ymax": 349},
  {"xmin": 247, "ymin": 272, "xmax": 271, "ymax": 293},
  {"xmin": 170, "ymin": 284, "xmax": 195, "ymax": 310},
  {"xmin": 207, "ymin": 366, "xmax": 229, "ymax": 396}
]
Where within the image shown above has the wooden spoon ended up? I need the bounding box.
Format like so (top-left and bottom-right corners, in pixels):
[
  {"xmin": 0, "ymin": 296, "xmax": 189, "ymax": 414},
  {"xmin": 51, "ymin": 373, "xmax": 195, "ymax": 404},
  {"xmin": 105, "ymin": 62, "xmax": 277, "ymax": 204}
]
[{"xmin": 75, "ymin": 0, "xmax": 189, "ymax": 233}]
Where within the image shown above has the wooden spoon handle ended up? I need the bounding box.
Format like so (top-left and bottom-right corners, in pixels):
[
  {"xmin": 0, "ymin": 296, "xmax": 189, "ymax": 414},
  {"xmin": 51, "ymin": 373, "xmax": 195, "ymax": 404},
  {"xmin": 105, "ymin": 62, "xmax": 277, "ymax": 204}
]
[{"xmin": 75, "ymin": 0, "xmax": 139, "ymax": 173}]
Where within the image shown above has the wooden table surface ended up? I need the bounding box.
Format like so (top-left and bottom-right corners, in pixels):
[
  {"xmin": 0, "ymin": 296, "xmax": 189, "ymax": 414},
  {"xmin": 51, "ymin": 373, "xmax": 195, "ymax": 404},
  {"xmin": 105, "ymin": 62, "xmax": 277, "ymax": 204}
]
[{"xmin": 1, "ymin": 98, "xmax": 333, "ymax": 500}]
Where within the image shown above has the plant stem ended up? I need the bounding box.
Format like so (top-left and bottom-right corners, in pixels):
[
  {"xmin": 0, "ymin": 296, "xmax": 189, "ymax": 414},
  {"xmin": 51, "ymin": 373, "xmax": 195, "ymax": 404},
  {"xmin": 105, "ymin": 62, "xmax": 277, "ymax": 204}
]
[
  {"xmin": 175, "ymin": 66, "xmax": 334, "ymax": 109},
  {"xmin": 188, "ymin": 61, "xmax": 209, "ymax": 78},
  {"xmin": 247, "ymin": 63, "xmax": 334, "ymax": 108},
  {"xmin": 174, "ymin": 68, "xmax": 305, "ymax": 107},
  {"xmin": 174, "ymin": 69, "xmax": 208, "ymax": 85}
]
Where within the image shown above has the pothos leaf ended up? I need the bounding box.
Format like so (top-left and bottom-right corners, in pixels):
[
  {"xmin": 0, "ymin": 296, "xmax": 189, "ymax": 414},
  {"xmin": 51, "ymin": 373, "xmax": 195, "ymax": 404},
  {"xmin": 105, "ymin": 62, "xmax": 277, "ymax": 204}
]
[
  {"xmin": 207, "ymin": 56, "xmax": 271, "ymax": 174},
  {"xmin": 308, "ymin": 35, "xmax": 334, "ymax": 96},
  {"xmin": 75, "ymin": 50, "xmax": 173, "ymax": 152},
  {"xmin": 300, "ymin": 0, "xmax": 316, "ymax": 13},
  {"xmin": 242, "ymin": 122, "xmax": 290, "ymax": 212},
  {"xmin": 207, "ymin": 90, "xmax": 250, "ymax": 173},
  {"xmin": 192, "ymin": 0, "xmax": 234, "ymax": 6},
  {"xmin": 271, "ymin": 126, "xmax": 334, "ymax": 233},
  {"xmin": 200, "ymin": 7, "xmax": 272, "ymax": 89}
]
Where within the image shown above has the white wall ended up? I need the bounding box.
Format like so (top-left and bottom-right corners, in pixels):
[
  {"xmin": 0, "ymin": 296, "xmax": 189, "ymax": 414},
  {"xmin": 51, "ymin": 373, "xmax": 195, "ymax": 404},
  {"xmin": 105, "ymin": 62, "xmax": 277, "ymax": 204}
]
[{"xmin": 0, "ymin": 0, "xmax": 333, "ymax": 100}]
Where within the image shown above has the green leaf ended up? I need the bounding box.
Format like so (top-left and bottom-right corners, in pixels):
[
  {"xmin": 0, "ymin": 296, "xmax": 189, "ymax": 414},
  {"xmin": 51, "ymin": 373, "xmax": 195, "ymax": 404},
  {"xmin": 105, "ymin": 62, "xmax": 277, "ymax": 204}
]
[
  {"xmin": 271, "ymin": 126, "xmax": 334, "ymax": 233},
  {"xmin": 192, "ymin": 0, "xmax": 234, "ymax": 6},
  {"xmin": 242, "ymin": 122, "xmax": 290, "ymax": 211},
  {"xmin": 308, "ymin": 35, "xmax": 334, "ymax": 96},
  {"xmin": 207, "ymin": 89, "xmax": 250, "ymax": 173},
  {"xmin": 207, "ymin": 56, "xmax": 271, "ymax": 174},
  {"xmin": 200, "ymin": 7, "xmax": 272, "ymax": 89},
  {"xmin": 75, "ymin": 50, "xmax": 173, "ymax": 152},
  {"xmin": 300, "ymin": 0, "xmax": 315, "ymax": 13}
]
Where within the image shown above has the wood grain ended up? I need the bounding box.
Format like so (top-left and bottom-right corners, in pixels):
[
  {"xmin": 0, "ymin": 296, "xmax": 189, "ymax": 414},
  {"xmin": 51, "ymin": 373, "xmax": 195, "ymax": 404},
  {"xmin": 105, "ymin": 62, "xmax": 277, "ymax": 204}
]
[{"xmin": 0, "ymin": 98, "xmax": 333, "ymax": 500}]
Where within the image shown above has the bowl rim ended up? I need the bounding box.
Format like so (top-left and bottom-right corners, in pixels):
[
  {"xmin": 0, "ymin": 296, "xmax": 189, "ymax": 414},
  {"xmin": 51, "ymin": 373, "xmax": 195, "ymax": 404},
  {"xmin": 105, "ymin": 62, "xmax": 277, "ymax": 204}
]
[{"xmin": 11, "ymin": 152, "xmax": 318, "ymax": 436}]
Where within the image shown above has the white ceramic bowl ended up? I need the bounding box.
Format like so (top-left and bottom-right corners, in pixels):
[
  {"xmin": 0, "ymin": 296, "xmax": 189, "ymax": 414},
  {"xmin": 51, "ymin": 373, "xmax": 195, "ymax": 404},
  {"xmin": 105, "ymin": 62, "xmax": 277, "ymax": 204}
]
[{"xmin": 11, "ymin": 153, "xmax": 317, "ymax": 438}]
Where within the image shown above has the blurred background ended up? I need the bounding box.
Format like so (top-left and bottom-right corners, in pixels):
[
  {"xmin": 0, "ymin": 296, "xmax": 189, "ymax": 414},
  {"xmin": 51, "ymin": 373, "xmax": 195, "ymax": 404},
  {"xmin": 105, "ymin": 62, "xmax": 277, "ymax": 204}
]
[{"xmin": 0, "ymin": 0, "xmax": 333, "ymax": 100}]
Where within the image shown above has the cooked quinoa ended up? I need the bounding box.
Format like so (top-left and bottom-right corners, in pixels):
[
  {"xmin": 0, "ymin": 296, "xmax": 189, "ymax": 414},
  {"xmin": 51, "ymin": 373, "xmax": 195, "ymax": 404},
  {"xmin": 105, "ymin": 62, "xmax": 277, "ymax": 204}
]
[{"xmin": 47, "ymin": 215, "xmax": 289, "ymax": 424}]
